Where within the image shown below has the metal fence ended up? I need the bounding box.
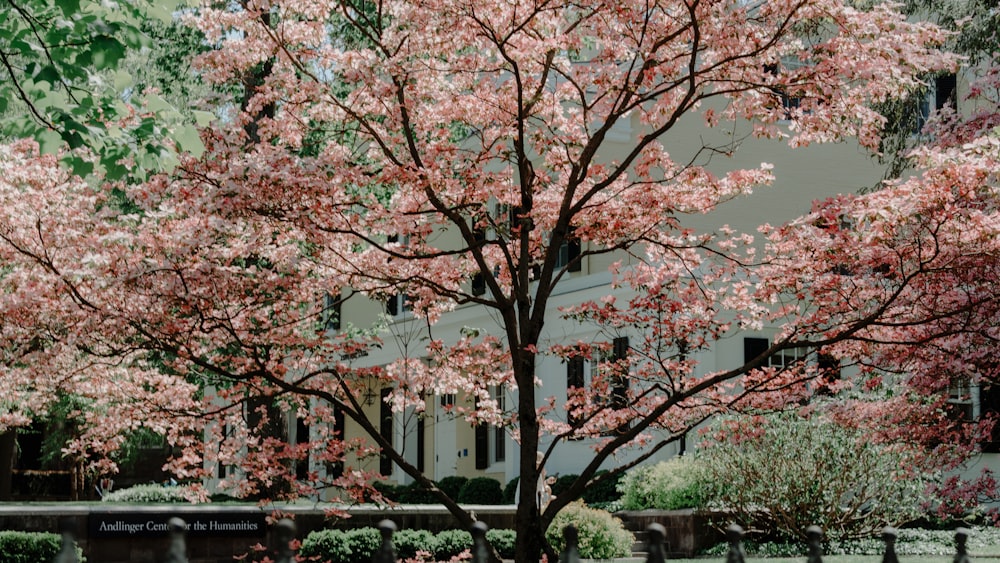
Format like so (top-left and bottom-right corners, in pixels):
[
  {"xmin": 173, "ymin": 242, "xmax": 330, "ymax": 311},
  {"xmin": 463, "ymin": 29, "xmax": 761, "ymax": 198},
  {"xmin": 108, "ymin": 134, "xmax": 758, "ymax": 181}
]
[{"xmin": 50, "ymin": 517, "xmax": 975, "ymax": 563}]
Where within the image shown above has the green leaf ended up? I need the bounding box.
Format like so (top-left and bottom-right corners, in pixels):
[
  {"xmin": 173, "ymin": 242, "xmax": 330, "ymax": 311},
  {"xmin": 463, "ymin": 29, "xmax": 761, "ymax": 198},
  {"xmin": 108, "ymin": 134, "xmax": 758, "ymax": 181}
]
[
  {"xmin": 90, "ymin": 35, "xmax": 127, "ymax": 70},
  {"xmin": 55, "ymin": 0, "xmax": 82, "ymax": 15},
  {"xmin": 37, "ymin": 129, "xmax": 63, "ymax": 155},
  {"xmin": 175, "ymin": 124, "xmax": 204, "ymax": 157}
]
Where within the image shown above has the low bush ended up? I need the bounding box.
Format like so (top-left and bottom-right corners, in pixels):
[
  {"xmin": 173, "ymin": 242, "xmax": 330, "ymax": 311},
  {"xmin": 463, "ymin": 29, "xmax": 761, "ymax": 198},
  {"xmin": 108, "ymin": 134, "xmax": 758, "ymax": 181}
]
[
  {"xmin": 434, "ymin": 529, "xmax": 473, "ymax": 559},
  {"xmin": 502, "ymin": 476, "xmax": 519, "ymax": 504},
  {"xmin": 370, "ymin": 481, "xmax": 402, "ymax": 502},
  {"xmin": 549, "ymin": 473, "xmax": 578, "ymax": 499},
  {"xmin": 302, "ymin": 527, "xmax": 521, "ymax": 562},
  {"xmin": 486, "ymin": 529, "xmax": 517, "ymax": 559},
  {"xmin": 393, "ymin": 528, "xmax": 437, "ymax": 559},
  {"xmin": 438, "ymin": 476, "xmax": 468, "ymax": 500},
  {"xmin": 698, "ymin": 411, "xmax": 928, "ymax": 541},
  {"xmin": 101, "ymin": 483, "xmax": 194, "ymax": 503},
  {"xmin": 457, "ymin": 476, "xmax": 503, "ymax": 504},
  {"xmin": 0, "ymin": 531, "xmax": 77, "ymax": 563},
  {"xmin": 299, "ymin": 528, "xmax": 381, "ymax": 563},
  {"xmin": 581, "ymin": 470, "xmax": 623, "ymax": 506},
  {"xmin": 617, "ymin": 455, "xmax": 706, "ymax": 511},
  {"xmin": 545, "ymin": 500, "xmax": 634, "ymax": 559},
  {"xmin": 398, "ymin": 482, "xmax": 439, "ymax": 504}
]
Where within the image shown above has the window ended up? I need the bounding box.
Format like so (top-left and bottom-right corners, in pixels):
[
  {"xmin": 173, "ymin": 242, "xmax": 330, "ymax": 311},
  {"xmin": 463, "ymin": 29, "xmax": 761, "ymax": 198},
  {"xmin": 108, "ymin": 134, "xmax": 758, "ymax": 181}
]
[
  {"xmin": 321, "ymin": 291, "xmax": 341, "ymax": 331},
  {"xmin": 743, "ymin": 336, "xmax": 808, "ymax": 368},
  {"xmin": 917, "ymin": 73, "xmax": 957, "ymax": 132},
  {"xmin": 554, "ymin": 231, "xmax": 582, "ymax": 273},
  {"xmin": 474, "ymin": 388, "xmax": 505, "ymax": 468},
  {"xmin": 743, "ymin": 337, "xmax": 842, "ymax": 395},
  {"xmin": 385, "ymin": 292, "xmax": 412, "ymax": 316},
  {"xmin": 565, "ymin": 337, "xmax": 631, "ymax": 434},
  {"xmin": 947, "ymin": 379, "xmax": 1000, "ymax": 453}
]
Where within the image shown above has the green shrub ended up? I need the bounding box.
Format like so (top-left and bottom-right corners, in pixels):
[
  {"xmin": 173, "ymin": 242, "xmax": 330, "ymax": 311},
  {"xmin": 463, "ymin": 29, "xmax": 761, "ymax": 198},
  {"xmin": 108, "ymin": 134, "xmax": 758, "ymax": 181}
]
[
  {"xmin": 486, "ymin": 528, "xmax": 517, "ymax": 559},
  {"xmin": 698, "ymin": 411, "xmax": 929, "ymax": 541},
  {"xmin": 617, "ymin": 455, "xmax": 706, "ymax": 511},
  {"xmin": 581, "ymin": 470, "xmax": 623, "ymax": 505},
  {"xmin": 303, "ymin": 527, "xmax": 523, "ymax": 563},
  {"xmin": 393, "ymin": 528, "xmax": 436, "ymax": 559},
  {"xmin": 502, "ymin": 476, "xmax": 519, "ymax": 504},
  {"xmin": 545, "ymin": 501, "xmax": 634, "ymax": 559},
  {"xmin": 457, "ymin": 476, "xmax": 503, "ymax": 504},
  {"xmin": 370, "ymin": 480, "xmax": 402, "ymax": 502},
  {"xmin": 101, "ymin": 483, "xmax": 194, "ymax": 503},
  {"xmin": 0, "ymin": 531, "xmax": 77, "ymax": 563},
  {"xmin": 299, "ymin": 528, "xmax": 383, "ymax": 563},
  {"xmin": 398, "ymin": 481, "xmax": 439, "ymax": 504},
  {"xmin": 550, "ymin": 473, "xmax": 578, "ymax": 499},
  {"xmin": 434, "ymin": 529, "xmax": 473, "ymax": 559},
  {"xmin": 438, "ymin": 476, "xmax": 469, "ymax": 500},
  {"xmin": 300, "ymin": 529, "xmax": 351, "ymax": 563}
]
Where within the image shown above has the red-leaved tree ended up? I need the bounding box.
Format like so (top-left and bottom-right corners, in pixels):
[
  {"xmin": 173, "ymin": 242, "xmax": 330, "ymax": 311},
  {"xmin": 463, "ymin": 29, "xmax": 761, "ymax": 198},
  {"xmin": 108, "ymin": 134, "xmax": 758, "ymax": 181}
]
[{"xmin": 4, "ymin": 0, "xmax": 994, "ymax": 559}]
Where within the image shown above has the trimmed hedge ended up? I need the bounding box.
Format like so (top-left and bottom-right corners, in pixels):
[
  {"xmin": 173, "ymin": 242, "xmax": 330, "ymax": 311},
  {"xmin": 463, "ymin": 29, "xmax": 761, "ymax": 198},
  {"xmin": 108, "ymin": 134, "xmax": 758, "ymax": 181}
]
[
  {"xmin": 301, "ymin": 526, "xmax": 517, "ymax": 561},
  {"xmin": 0, "ymin": 531, "xmax": 80, "ymax": 563},
  {"xmin": 457, "ymin": 476, "xmax": 503, "ymax": 504}
]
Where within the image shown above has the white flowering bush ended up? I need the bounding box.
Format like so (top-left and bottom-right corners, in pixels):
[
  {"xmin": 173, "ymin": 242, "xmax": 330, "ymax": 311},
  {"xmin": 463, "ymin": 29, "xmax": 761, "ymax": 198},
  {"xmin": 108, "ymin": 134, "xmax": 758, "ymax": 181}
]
[{"xmin": 101, "ymin": 483, "xmax": 195, "ymax": 503}]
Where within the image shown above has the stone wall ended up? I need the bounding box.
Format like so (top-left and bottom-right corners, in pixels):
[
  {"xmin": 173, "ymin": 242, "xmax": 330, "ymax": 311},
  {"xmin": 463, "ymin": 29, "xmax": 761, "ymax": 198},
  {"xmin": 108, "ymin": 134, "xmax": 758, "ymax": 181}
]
[{"xmin": 0, "ymin": 504, "xmax": 518, "ymax": 563}]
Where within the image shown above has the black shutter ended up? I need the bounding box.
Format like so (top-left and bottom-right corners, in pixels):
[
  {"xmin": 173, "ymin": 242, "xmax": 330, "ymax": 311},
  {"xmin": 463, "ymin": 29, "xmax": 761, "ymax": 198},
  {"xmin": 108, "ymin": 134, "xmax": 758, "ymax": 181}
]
[
  {"xmin": 567, "ymin": 235, "xmax": 581, "ymax": 272},
  {"xmin": 475, "ymin": 397, "xmax": 489, "ymax": 469},
  {"xmin": 744, "ymin": 337, "xmax": 769, "ymax": 365},
  {"xmin": 417, "ymin": 417, "xmax": 426, "ymax": 473},
  {"xmin": 567, "ymin": 357, "xmax": 585, "ymax": 430},
  {"xmin": 379, "ymin": 388, "xmax": 392, "ymax": 476},
  {"xmin": 611, "ymin": 337, "xmax": 629, "ymax": 410}
]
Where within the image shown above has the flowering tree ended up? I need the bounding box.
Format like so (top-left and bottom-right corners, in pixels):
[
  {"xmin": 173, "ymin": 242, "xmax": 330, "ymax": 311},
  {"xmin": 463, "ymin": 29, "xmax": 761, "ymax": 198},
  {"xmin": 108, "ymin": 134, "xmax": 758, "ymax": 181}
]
[{"xmin": 0, "ymin": 0, "xmax": 981, "ymax": 559}]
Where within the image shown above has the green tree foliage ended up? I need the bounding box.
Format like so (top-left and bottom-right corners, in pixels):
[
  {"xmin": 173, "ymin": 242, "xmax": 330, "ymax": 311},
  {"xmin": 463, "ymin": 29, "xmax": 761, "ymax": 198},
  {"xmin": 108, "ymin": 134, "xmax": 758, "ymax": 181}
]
[
  {"xmin": 698, "ymin": 411, "xmax": 929, "ymax": 541},
  {"xmin": 0, "ymin": 0, "xmax": 203, "ymax": 178}
]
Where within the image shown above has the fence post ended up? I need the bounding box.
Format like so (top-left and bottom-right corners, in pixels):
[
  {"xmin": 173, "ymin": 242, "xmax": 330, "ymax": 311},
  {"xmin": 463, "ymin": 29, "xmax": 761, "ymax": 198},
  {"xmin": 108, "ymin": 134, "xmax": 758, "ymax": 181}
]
[
  {"xmin": 162, "ymin": 517, "xmax": 188, "ymax": 563},
  {"xmin": 470, "ymin": 521, "xmax": 490, "ymax": 563},
  {"xmin": 882, "ymin": 527, "xmax": 899, "ymax": 563},
  {"xmin": 272, "ymin": 518, "xmax": 297, "ymax": 563},
  {"xmin": 726, "ymin": 523, "xmax": 746, "ymax": 563},
  {"xmin": 646, "ymin": 522, "xmax": 667, "ymax": 563},
  {"xmin": 372, "ymin": 519, "xmax": 397, "ymax": 563},
  {"xmin": 52, "ymin": 517, "xmax": 79, "ymax": 563},
  {"xmin": 806, "ymin": 525, "xmax": 824, "ymax": 563},
  {"xmin": 954, "ymin": 527, "xmax": 971, "ymax": 563},
  {"xmin": 560, "ymin": 524, "xmax": 580, "ymax": 563}
]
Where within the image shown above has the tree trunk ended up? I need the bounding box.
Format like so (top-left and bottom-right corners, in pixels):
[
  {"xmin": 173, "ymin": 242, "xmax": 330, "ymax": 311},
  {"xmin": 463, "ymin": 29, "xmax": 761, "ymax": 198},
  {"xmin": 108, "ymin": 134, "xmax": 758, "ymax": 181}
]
[{"xmin": 513, "ymin": 349, "xmax": 556, "ymax": 562}]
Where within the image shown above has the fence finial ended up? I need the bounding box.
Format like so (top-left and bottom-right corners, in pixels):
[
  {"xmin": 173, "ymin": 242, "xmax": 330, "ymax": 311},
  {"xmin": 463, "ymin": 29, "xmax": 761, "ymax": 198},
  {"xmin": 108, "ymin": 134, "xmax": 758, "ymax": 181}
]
[
  {"xmin": 52, "ymin": 517, "xmax": 79, "ymax": 563},
  {"xmin": 646, "ymin": 522, "xmax": 668, "ymax": 563},
  {"xmin": 470, "ymin": 521, "xmax": 490, "ymax": 563},
  {"xmin": 272, "ymin": 518, "xmax": 297, "ymax": 563},
  {"xmin": 560, "ymin": 524, "xmax": 580, "ymax": 563},
  {"xmin": 372, "ymin": 519, "xmax": 397, "ymax": 563},
  {"xmin": 954, "ymin": 527, "xmax": 971, "ymax": 563},
  {"xmin": 882, "ymin": 526, "xmax": 899, "ymax": 563},
  {"xmin": 726, "ymin": 523, "xmax": 746, "ymax": 563},
  {"xmin": 162, "ymin": 517, "xmax": 188, "ymax": 563},
  {"xmin": 806, "ymin": 525, "xmax": 824, "ymax": 563}
]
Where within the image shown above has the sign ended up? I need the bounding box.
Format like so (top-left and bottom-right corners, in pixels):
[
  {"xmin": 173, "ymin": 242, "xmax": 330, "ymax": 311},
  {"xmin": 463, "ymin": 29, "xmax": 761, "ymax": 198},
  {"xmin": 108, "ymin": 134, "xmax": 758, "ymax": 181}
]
[{"xmin": 88, "ymin": 512, "xmax": 267, "ymax": 538}]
